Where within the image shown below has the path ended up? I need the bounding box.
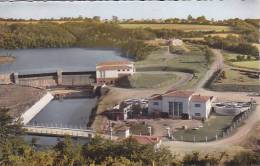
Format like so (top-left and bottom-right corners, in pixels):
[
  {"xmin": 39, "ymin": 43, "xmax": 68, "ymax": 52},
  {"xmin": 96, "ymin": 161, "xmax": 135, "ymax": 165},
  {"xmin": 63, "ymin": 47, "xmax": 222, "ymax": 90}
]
[
  {"xmin": 162, "ymin": 49, "xmax": 260, "ymax": 153},
  {"xmin": 195, "ymin": 49, "xmax": 224, "ymax": 90}
]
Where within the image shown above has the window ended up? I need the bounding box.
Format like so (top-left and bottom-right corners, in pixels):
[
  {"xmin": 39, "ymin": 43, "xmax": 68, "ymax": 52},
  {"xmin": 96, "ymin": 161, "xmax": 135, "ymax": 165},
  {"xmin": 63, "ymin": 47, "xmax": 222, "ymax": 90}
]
[
  {"xmin": 153, "ymin": 102, "xmax": 159, "ymax": 106},
  {"xmin": 195, "ymin": 104, "xmax": 201, "ymax": 107},
  {"xmin": 174, "ymin": 102, "xmax": 178, "ymax": 116},
  {"xmin": 195, "ymin": 113, "xmax": 201, "ymax": 116},
  {"xmin": 118, "ymin": 70, "xmax": 120, "ymax": 72},
  {"xmin": 179, "ymin": 103, "xmax": 183, "ymax": 115},
  {"xmin": 127, "ymin": 69, "xmax": 130, "ymax": 71},
  {"xmin": 123, "ymin": 69, "xmax": 125, "ymax": 71}
]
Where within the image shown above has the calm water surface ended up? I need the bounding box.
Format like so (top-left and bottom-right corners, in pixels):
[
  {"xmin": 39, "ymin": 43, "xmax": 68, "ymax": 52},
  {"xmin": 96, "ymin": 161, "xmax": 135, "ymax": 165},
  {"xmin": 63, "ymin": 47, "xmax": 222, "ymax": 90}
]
[
  {"xmin": 0, "ymin": 48, "xmax": 127, "ymax": 74},
  {"xmin": 28, "ymin": 98, "xmax": 97, "ymax": 127}
]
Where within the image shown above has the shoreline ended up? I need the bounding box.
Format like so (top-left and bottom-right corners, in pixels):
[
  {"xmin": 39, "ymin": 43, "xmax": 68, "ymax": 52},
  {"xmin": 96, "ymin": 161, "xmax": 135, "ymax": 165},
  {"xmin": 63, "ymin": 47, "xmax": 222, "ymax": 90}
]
[{"xmin": 0, "ymin": 55, "xmax": 15, "ymax": 64}]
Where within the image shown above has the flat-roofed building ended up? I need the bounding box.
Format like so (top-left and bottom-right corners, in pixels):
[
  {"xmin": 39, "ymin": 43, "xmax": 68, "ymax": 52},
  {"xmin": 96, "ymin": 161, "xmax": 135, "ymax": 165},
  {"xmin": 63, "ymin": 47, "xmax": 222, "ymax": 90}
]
[{"xmin": 96, "ymin": 60, "xmax": 135, "ymax": 85}]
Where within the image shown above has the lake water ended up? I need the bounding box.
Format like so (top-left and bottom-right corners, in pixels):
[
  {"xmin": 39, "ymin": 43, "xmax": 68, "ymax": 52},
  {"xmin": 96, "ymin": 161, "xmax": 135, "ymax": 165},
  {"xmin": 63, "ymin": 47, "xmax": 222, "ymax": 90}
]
[
  {"xmin": 28, "ymin": 98, "xmax": 97, "ymax": 127},
  {"xmin": 0, "ymin": 48, "xmax": 127, "ymax": 74}
]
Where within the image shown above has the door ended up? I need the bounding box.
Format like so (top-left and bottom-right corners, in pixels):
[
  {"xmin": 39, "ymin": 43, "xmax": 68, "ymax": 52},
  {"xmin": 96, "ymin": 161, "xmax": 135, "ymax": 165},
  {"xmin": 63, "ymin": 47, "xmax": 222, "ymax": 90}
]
[{"xmin": 169, "ymin": 102, "xmax": 173, "ymax": 116}]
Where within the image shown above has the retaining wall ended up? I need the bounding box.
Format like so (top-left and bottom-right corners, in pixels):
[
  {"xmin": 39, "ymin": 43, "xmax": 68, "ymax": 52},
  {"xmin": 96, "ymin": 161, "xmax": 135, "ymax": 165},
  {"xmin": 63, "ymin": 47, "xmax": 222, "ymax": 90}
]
[{"xmin": 21, "ymin": 92, "xmax": 54, "ymax": 125}]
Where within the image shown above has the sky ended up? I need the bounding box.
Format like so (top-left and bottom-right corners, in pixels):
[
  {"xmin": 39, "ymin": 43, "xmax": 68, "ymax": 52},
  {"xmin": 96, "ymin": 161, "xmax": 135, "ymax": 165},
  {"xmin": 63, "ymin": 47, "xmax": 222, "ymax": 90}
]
[{"xmin": 0, "ymin": 0, "xmax": 259, "ymax": 20}]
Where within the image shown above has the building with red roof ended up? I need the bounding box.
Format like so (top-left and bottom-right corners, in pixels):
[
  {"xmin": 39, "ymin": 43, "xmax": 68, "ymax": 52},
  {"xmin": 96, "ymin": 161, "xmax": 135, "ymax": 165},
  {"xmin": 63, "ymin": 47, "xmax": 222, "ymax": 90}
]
[
  {"xmin": 131, "ymin": 135, "xmax": 162, "ymax": 149},
  {"xmin": 148, "ymin": 90, "xmax": 214, "ymax": 119},
  {"xmin": 96, "ymin": 60, "xmax": 135, "ymax": 85}
]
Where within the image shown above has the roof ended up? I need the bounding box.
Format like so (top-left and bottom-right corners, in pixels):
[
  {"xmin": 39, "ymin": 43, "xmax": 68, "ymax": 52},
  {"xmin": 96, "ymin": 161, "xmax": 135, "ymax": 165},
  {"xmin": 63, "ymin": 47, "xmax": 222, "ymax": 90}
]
[
  {"xmin": 97, "ymin": 60, "xmax": 133, "ymax": 66},
  {"xmin": 97, "ymin": 65, "xmax": 132, "ymax": 71},
  {"xmin": 131, "ymin": 135, "xmax": 161, "ymax": 145},
  {"xmin": 149, "ymin": 94, "xmax": 162, "ymax": 100},
  {"xmin": 163, "ymin": 90, "xmax": 194, "ymax": 98},
  {"xmin": 113, "ymin": 125, "xmax": 130, "ymax": 132},
  {"xmin": 191, "ymin": 95, "xmax": 211, "ymax": 102}
]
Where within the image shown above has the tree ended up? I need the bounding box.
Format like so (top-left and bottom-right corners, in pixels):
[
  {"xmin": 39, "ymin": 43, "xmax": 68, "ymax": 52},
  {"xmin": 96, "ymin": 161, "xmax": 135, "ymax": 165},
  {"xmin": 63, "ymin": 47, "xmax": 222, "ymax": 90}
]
[
  {"xmin": 187, "ymin": 15, "xmax": 193, "ymax": 22},
  {"xmin": 112, "ymin": 16, "xmax": 119, "ymax": 23},
  {"xmin": 196, "ymin": 16, "xmax": 207, "ymax": 24},
  {"xmin": 0, "ymin": 108, "xmax": 24, "ymax": 146},
  {"xmin": 93, "ymin": 16, "xmax": 101, "ymax": 22},
  {"xmin": 204, "ymin": 46, "xmax": 214, "ymax": 65},
  {"xmin": 53, "ymin": 136, "xmax": 84, "ymax": 166}
]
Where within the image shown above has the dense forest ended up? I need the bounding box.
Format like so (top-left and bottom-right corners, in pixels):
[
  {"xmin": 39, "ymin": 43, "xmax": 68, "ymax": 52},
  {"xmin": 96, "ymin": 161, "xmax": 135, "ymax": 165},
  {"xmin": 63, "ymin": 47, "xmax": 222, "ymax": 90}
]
[
  {"xmin": 0, "ymin": 17, "xmax": 258, "ymax": 60},
  {"xmin": 0, "ymin": 21, "xmax": 158, "ymax": 60}
]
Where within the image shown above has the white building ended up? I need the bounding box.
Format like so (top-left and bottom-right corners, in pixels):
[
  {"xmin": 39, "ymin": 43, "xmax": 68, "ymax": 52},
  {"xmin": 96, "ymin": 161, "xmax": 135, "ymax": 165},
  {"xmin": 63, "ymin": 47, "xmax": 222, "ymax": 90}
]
[
  {"xmin": 96, "ymin": 61, "xmax": 135, "ymax": 85},
  {"xmin": 168, "ymin": 38, "xmax": 183, "ymax": 46},
  {"xmin": 148, "ymin": 90, "xmax": 213, "ymax": 120}
]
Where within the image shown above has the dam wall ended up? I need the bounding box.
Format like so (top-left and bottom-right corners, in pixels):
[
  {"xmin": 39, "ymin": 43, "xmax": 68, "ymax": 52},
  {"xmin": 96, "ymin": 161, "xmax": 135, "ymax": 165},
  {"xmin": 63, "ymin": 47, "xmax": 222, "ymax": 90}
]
[
  {"xmin": 19, "ymin": 76, "xmax": 57, "ymax": 87},
  {"xmin": 0, "ymin": 70, "xmax": 96, "ymax": 87},
  {"xmin": 21, "ymin": 92, "xmax": 54, "ymax": 125}
]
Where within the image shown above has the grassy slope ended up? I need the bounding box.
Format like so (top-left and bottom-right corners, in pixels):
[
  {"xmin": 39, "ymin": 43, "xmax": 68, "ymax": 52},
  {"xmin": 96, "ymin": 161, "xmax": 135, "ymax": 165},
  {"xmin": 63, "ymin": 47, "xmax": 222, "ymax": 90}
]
[
  {"xmin": 232, "ymin": 61, "xmax": 260, "ymax": 71},
  {"xmin": 173, "ymin": 113, "xmax": 234, "ymax": 142},
  {"xmin": 135, "ymin": 44, "xmax": 208, "ymax": 89},
  {"xmin": 128, "ymin": 73, "xmax": 179, "ymax": 88},
  {"xmin": 120, "ymin": 23, "xmax": 232, "ymax": 32}
]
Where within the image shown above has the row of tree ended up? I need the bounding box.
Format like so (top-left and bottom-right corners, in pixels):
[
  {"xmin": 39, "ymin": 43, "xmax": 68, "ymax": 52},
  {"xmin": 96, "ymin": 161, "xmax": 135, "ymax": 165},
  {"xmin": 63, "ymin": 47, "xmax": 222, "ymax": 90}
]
[
  {"xmin": 0, "ymin": 18, "xmax": 258, "ymax": 60},
  {"xmin": 0, "ymin": 21, "xmax": 158, "ymax": 60},
  {"xmin": 1, "ymin": 108, "xmax": 260, "ymax": 166},
  {"xmin": 187, "ymin": 35, "xmax": 259, "ymax": 58}
]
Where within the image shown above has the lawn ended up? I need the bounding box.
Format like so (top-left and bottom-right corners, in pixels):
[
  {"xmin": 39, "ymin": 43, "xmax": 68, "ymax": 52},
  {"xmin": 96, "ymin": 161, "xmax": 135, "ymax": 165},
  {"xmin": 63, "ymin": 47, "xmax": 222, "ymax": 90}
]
[
  {"xmin": 173, "ymin": 113, "xmax": 235, "ymax": 142},
  {"xmin": 209, "ymin": 68, "xmax": 259, "ymax": 92},
  {"xmin": 222, "ymin": 51, "xmax": 259, "ymax": 71},
  {"xmin": 232, "ymin": 61, "xmax": 259, "ymax": 71},
  {"xmin": 120, "ymin": 23, "xmax": 232, "ymax": 32},
  {"xmin": 135, "ymin": 44, "xmax": 209, "ymax": 89},
  {"xmin": 128, "ymin": 73, "xmax": 179, "ymax": 88},
  {"xmin": 217, "ymin": 69, "xmax": 258, "ymax": 85},
  {"xmin": 204, "ymin": 33, "xmax": 240, "ymax": 38}
]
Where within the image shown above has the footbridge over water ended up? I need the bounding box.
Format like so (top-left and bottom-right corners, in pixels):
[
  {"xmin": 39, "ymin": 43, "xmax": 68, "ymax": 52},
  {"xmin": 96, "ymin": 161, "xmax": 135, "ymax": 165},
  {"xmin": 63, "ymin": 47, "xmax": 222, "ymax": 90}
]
[{"xmin": 24, "ymin": 125, "xmax": 95, "ymax": 138}]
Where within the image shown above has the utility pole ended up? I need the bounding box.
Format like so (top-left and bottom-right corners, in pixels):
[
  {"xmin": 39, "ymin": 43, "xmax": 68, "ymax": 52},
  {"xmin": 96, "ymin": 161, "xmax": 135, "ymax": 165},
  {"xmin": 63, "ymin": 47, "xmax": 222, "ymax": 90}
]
[{"xmin": 147, "ymin": 126, "xmax": 152, "ymax": 136}]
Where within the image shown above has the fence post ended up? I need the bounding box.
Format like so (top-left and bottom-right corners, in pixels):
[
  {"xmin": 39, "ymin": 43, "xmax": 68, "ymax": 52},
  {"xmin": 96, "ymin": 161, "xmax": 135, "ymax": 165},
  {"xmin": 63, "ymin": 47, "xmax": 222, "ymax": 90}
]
[
  {"xmin": 205, "ymin": 136, "xmax": 208, "ymax": 142},
  {"xmin": 215, "ymin": 133, "xmax": 218, "ymax": 140},
  {"xmin": 193, "ymin": 136, "xmax": 195, "ymax": 143}
]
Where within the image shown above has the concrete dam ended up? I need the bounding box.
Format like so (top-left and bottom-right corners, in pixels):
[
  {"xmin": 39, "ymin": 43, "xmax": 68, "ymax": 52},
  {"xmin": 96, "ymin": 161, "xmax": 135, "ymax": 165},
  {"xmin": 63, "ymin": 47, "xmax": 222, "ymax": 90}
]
[{"xmin": 0, "ymin": 70, "xmax": 96, "ymax": 88}]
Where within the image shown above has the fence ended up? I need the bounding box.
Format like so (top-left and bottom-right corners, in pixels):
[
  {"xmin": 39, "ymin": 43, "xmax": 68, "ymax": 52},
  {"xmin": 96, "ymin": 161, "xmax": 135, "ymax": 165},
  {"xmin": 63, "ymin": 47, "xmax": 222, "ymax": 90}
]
[
  {"xmin": 170, "ymin": 102, "xmax": 256, "ymax": 142},
  {"xmin": 24, "ymin": 123, "xmax": 95, "ymax": 138}
]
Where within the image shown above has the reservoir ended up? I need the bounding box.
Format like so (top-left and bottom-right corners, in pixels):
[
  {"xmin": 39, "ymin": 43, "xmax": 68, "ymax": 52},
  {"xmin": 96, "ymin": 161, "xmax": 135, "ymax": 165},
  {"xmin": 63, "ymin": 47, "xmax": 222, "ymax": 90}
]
[
  {"xmin": 0, "ymin": 48, "xmax": 127, "ymax": 74},
  {"xmin": 28, "ymin": 98, "xmax": 97, "ymax": 127},
  {"xmin": 25, "ymin": 98, "xmax": 97, "ymax": 146}
]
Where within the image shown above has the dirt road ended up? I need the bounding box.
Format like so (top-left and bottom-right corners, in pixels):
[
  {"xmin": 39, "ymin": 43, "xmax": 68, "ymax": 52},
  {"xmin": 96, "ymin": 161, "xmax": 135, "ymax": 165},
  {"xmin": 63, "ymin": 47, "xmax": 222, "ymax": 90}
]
[{"xmin": 195, "ymin": 49, "xmax": 224, "ymax": 90}]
